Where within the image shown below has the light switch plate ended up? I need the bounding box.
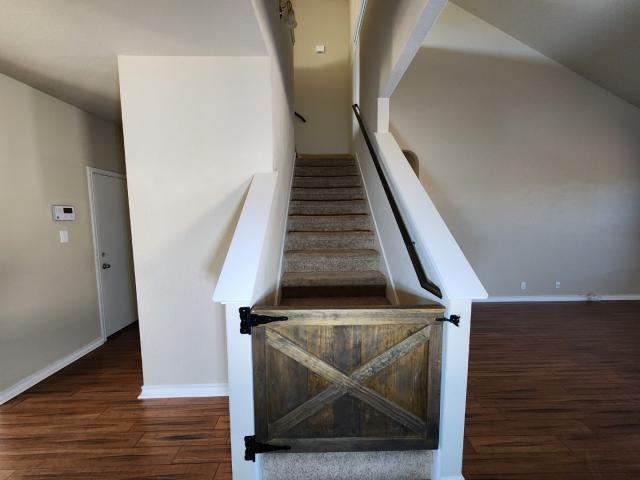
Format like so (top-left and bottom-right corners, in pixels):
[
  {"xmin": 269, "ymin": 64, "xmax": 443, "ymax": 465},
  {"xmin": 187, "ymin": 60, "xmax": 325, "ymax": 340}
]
[
  {"xmin": 315, "ymin": 45, "xmax": 325, "ymax": 54},
  {"xmin": 59, "ymin": 230, "xmax": 69, "ymax": 243}
]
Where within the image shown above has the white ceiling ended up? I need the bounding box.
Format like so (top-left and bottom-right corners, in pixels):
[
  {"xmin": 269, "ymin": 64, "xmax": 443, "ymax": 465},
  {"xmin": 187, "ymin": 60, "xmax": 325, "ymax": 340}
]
[
  {"xmin": 0, "ymin": 0, "xmax": 267, "ymax": 122},
  {"xmin": 453, "ymin": 0, "xmax": 640, "ymax": 108}
]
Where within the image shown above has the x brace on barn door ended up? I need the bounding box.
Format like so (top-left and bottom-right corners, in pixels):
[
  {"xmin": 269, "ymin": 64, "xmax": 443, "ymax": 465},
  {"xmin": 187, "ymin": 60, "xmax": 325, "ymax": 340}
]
[{"xmin": 265, "ymin": 325, "xmax": 432, "ymax": 437}]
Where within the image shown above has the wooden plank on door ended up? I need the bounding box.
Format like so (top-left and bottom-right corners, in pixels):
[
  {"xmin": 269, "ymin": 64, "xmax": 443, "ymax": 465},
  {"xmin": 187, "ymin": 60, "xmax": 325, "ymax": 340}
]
[{"xmin": 251, "ymin": 305, "xmax": 444, "ymax": 453}]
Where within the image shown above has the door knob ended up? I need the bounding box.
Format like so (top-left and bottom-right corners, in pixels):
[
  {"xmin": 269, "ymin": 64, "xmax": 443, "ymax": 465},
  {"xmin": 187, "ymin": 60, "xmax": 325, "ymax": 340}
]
[{"xmin": 102, "ymin": 263, "xmax": 111, "ymax": 269}]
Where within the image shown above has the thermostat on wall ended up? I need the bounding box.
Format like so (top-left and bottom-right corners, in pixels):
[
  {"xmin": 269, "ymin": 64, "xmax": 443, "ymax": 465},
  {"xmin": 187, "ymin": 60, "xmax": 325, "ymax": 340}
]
[{"xmin": 52, "ymin": 205, "xmax": 76, "ymax": 221}]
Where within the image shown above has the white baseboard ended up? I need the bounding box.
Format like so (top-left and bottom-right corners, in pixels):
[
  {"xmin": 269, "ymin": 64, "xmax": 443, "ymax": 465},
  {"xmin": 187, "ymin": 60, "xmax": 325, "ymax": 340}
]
[
  {"xmin": 0, "ymin": 337, "xmax": 104, "ymax": 405},
  {"xmin": 475, "ymin": 294, "xmax": 640, "ymax": 303},
  {"xmin": 138, "ymin": 383, "xmax": 229, "ymax": 399}
]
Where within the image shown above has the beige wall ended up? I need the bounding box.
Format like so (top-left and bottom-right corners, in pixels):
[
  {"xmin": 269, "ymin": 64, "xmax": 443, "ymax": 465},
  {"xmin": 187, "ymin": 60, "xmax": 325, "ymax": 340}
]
[
  {"xmin": 0, "ymin": 73, "xmax": 125, "ymax": 395},
  {"xmin": 254, "ymin": 0, "xmax": 296, "ymax": 172},
  {"xmin": 293, "ymin": 0, "xmax": 351, "ymax": 154},
  {"xmin": 391, "ymin": 3, "xmax": 640, "ymax": 297},
  {"xmin": 358, "ymin": 0, "xmax": 436, "ymax": 129},
  {"xmin": 119, "ymin": 56, "xmax": 274, "ymax": 388}
]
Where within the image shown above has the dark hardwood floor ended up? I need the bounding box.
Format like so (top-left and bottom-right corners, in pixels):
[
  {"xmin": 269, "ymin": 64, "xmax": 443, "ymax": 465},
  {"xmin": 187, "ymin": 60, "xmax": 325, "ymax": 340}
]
[
  {"xmin": 0, "ymin": 325, "xmax": 230, "ymax": 480},
  {"xmin": 465, "ymin": 301, "xmax": 640, "ymax": 479},
  {"xmin": 1, "ymin": 302, "xmax": 638, "ymax": 479}
]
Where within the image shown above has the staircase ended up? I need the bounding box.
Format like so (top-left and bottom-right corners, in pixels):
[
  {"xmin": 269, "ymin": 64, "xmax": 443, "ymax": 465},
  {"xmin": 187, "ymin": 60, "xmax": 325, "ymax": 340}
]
[
  {"xmin": 280, "ymin": 154, "xmax": 390, "ymax": 306},
  {"xmin": 263, "ymin": 154, "xmax": 435, "ymax": 480}
]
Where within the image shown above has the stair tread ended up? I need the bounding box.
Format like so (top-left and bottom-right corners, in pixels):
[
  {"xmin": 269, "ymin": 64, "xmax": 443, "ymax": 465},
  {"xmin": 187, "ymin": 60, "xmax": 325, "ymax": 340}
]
[
  {"xmin": 285, "ymin": 249, "xmax": 378, "ymax": 257},
  {"xmin": 285, "ymin": 230, "xmax": 374, "ymax": 250},
  {"xmin": 287, "ymin": 230, "xmax": 373, "ymax": 234},
  {"xmin": 291, "ymin": 187, "xmax": 364, "ymax": 201},
  {"xmin": 291, "ymin": 199, "xmax": 365, "ymax": 202},
  {"xmin": 292, "ymin": 185, "xmax": 362, "ymax": 189},
  {"xmin": 297, "ymin": 154, "xmax": 354, "ymax": 159},
  {"xmin": 288, "ymin": 214, "xmax": 371, "ymax": 232},
  {"xmin": 289, "ymin": 213, "xmax": 369, "ymax": 218},
  {"xmin": 282, "ymin": 271, "xmax": 387, "ymax": 287},
  {"xmin": 279, "ymin": 296, "xmax": 391, "ymax": 307},
  {"xmin": 294, "ymin": 166, "xmax": 358, "ymax": 176},
  {"xmin": 294, "ymin": 175, "xmax": 359, "ymax": 178},
  {"xmin": 296, "ymin": 161, "xmax": 356, "ymax": 168},
  {"xmin": 293, "ymin": 176, "xmax": 361, "ymax": 188}
]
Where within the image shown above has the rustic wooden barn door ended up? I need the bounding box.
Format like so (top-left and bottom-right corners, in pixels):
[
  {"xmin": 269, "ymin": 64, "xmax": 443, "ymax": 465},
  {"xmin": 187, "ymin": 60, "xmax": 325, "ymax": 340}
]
[{"xmin": 250, "ymin": 306, "xmax": 444, "ymax": 453}]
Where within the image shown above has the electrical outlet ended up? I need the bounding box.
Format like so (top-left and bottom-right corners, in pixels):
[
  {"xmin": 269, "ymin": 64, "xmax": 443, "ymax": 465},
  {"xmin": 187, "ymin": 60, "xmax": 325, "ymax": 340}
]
[
  {"xmin": 521, "ymin": 281, "xmax": 527, "ymax": 290},
  {"xmin": 555, "ymin": 281, "xmax": 561, "ymax": 289}
]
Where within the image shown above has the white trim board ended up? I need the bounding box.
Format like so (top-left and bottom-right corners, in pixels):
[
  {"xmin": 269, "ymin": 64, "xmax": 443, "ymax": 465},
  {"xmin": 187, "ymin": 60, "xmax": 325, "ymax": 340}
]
[
  {"xmin": 475, "ymin": 294, "xmax": 640, "ymax": 303},
  {"xmin": 354, "ymin": 151, "xmax": 400, "ymax": 305},
  {"xmin": 274, "ymin": 152, "xmax": 297, "ymax": 306},
  {"xmin": 0, "ymin": 337, "xmax": 104, "ymax": 405},
  {"xmin": 138, "ymin": 383, "xmax": 229, "ymax": 399}
]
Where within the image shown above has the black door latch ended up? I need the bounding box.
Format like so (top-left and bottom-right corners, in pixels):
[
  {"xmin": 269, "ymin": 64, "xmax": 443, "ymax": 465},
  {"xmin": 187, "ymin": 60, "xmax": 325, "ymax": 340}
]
[
  {"xmin": 244, "ymin": 435, "xmax": 291, "ymax": 462},
  {"xmin": 239, "ymin": 307, "xmax": 288, "ymax": 335},
  {"xmin": 436, "ymin": 315, "xmax": 461, "ymax": 327}
]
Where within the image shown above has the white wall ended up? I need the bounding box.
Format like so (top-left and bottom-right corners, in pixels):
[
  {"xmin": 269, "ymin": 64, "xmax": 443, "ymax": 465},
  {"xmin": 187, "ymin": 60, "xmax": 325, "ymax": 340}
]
[
  {"xmin": 293, "ymin": 0, "xmax": 351, "ymax": 154},
  {"xmin": 0, "ymin": 73, "xmax": 125, "ymax": 397},
  {"xmin": 358, "ymin": 0, "xmax": 446, "ymax": 129},
  {"xmin": 391, "ymin": 3, "xmax": 640, "ymax": 297},
  {"xmin": 252, "ymin": 0, "xmax": 296, "ymax": 303},
  {"xmin": 119, "ymin": 56, "xmax": 273, "ymax": 390}
]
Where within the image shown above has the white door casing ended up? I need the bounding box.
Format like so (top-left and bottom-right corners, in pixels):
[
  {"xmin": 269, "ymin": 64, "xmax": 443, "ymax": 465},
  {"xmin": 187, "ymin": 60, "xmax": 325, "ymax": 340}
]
[{"xmin": 87, "ymin": 168, "xmax": 137, "ymax": 338}]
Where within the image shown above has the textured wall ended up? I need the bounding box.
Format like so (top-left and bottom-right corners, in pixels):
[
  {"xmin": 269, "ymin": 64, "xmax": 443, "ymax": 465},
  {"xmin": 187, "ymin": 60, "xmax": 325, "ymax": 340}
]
[{"xmin": 391, "ymin": 3, "xmax": 640, "ymax": 296}]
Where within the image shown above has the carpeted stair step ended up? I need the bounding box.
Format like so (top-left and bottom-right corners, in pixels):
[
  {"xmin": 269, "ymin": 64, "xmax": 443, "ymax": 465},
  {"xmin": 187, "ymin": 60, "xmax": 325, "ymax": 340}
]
[
  {"xmin": 261, "ymin": 451, "xmax": 432, "ymax": 480},
  {"xmin": 284, "ymin": 249, "xmax": 379, "ymax": 273},
  {"xmin": 279, "ymin": 296, "xmax": 391, "ymax": 306},
  {"xmin": 285, "ymin": 231, "xmax": 375, "ymax": 250},
  {"xmin": 289, "ymin": 200, "xmax": 367, "ymax": 215},
  {"xmin": 291, "ymin": 187, "xmax": 364, "ymax": 201},
  {"xmin": 293, "ymin": 176, "xmax": 361, "ymax": 188},
  {"xmin": 296, "ymin": 157, "xmax": 355, "ymax": 167},
  {"xmin": 281, "ymin": 271, "xmax": 387, "ymax": 298},
  {"xmin": 289, "ymin": 214, "xmax": 371, "ymax": 231},
  {"xmin": 294, "ymin": 165, "xmax": 359, "ymax": 176}
]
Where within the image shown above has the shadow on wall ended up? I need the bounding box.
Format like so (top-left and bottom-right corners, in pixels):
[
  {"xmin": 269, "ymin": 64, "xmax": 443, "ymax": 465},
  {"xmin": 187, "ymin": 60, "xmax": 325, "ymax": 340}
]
[
  {"xmin": 294, "ymin": 59, "xmax": 351, "ymax": 154},
  {"xmin": 390, "ymin": 46, "xmax": 640, "ymax": 296},
  {"xmin": 402, "ymin": 150, "xmax": 419, "ymax": 176}
]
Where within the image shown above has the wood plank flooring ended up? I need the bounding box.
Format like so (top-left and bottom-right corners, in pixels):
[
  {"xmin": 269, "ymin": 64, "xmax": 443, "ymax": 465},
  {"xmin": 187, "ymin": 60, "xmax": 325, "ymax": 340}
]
[
  {"xmin": 0, "ymin": 325, "xmax": 230, "ymax": 480},
  {"xmin": 465, "ymin": 301, "xmax": 640, "ymax": 479},
  {"xmin": 1, "ymin": 302, "xmax": 639, "ymax": 479}
]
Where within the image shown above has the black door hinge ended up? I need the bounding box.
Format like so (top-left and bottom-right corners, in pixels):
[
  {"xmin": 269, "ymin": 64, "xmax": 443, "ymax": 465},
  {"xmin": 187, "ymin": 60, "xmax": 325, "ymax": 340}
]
[
  {"xmin": 239, "ymin": 307, "xmax": 288, "ymax": 335},
  {"xmin": 244, "ymin": 435, "xmax": 291, "ymax": 462},
  {"xmin": 436, "ymin": 315, "xmax": 461, "ymax": 327}
]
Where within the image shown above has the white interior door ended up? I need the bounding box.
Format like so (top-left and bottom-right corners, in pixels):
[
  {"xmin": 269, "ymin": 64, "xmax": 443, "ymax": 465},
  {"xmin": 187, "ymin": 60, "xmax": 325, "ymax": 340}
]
[{"xmin": 89, "ymin": 169, "xmax": 137, "ymax": 337}]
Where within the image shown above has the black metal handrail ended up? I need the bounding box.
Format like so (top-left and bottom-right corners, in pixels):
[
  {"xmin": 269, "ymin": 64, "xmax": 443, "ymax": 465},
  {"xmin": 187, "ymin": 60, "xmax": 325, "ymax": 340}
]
[
  {"xmin": 294, "ymin": 111, "xmax": 307, "ymax": 123},
  {"xmin": 352, "ymin": 104, "xmax": 443, "ymax": 299}
]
